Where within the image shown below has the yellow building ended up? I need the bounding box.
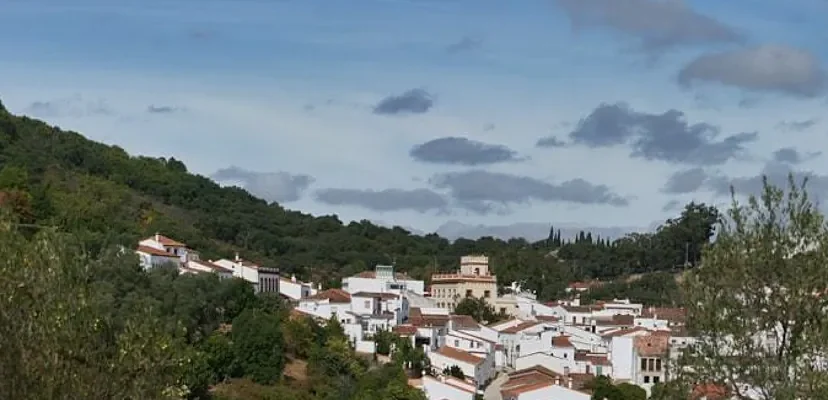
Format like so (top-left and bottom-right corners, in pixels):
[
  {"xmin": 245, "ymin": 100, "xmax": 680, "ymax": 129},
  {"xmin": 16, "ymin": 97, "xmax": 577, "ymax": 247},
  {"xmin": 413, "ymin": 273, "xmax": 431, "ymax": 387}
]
[{"xmin": 431, "ymin": 255, "xmax": 498, "ymax": 312}]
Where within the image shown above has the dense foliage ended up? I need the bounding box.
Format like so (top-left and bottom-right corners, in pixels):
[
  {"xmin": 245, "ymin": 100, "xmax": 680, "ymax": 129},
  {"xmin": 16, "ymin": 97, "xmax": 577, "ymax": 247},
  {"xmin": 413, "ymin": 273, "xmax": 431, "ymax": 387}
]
[
  {"xmin": 453, "ymin": 296, "xmax": 509, "ymax": 324},
  {"xmin": 676, "ymin": 177, "xmax": 828, "ymax": 399},
  {"xmin": 0, "ymin": 101, "xmax": 721, "ymax": 304},
  {"xmin": 586, "ymin": 376, "xmax": 647, "ymax": 400},
  {"xmin": 0, "ymin": 212, "xmax": 427, "ymax": 399}
]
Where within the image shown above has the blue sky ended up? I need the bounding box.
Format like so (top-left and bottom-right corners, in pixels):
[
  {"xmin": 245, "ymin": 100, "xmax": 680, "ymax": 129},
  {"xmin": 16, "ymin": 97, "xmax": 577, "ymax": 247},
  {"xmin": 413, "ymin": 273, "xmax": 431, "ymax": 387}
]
[{"xmin": 1, "ymin": 0, "xmax": 827, "ymax": 241}]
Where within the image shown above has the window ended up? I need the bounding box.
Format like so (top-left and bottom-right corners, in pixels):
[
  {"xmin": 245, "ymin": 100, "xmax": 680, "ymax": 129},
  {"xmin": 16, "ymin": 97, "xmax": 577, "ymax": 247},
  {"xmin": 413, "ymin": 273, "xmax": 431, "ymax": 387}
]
[
  {"xmin": 454, "ymin": 340, "xmax": 459, "ymax": 347},
  {"xmin": 644, "ymin": 376, "xmax": 650, "ymax": 383},
  {"xmin": 484, "ymin": 290, "xmax": 491, "ymax": 298},
  {"xmin": 653, "ymin": 377, "xmax": 660, "ymax": 384},
  {"xmin": 655, "ymin": 358, "xmax": 662, "ymax": 371},
  {"xmin": 648, "ymin": 359, "xmax": 655, "ymax": 372},
  {"xmin": 466, "ymin": 290, "xmax": 473, "ymax": 298},
  {"xmin": 500, "ymin": 308, "xmax": 507, "ymax": 314},
  {"xmin": 364, "ymin": 300, "xmax": 371, "ymax": 309},
  {"xmin": 640, "ymin": 358, "xmax": 647, "ymax": 371}
]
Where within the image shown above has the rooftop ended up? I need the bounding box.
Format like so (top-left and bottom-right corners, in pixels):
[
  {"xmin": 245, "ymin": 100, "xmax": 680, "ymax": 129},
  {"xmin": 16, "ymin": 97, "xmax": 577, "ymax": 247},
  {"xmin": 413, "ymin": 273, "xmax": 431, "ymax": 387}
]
[
  {"xmin": 144, "ymin": 234, "xmax": 187, "ymax": 247},
  {"xmin": 501, "ymin": 321, "xmax": 541, "ymax": 334},
  {"xmin": 136, "ymin": 245, "xmax": 178, "ymax": 258},
  {"xmin": 351, "ymin": 270, "xmax": 414, "ymax": 281},
  {"xmin": 307, "ymin": 288, "xmax": 351, "ymax": 303},
  {"xmin": 435, "ymin": 346, "xmax": 484, "ymax": 366},
  {"xmin": 351, "ymin": 291, "xmax": 399, "ymax": 300},
  {"xmin": 634, "ymin": 334, "xmax": 670, "ymax": 357},
  {"xmin": 552, "ymin": 335, "xmax": 574, "ymax": 348}
]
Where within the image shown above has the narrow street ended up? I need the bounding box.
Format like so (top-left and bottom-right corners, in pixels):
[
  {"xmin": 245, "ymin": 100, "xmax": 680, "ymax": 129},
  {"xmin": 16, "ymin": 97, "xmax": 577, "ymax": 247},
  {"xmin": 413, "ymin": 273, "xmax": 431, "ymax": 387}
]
[{"xmin": 483, "ymin": 372, "xmax": 509, "ymax": 400}]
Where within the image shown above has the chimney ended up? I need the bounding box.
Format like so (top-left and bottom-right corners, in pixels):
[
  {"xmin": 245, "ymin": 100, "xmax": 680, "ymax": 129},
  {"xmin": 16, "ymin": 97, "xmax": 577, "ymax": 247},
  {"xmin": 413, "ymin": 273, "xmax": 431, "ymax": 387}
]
[
  {"xmin": 155, "ymin": 232, "xmax": 160, "ymax": 242},
  {"xmin": 234, "ymin": 252, "xmax": 240, "ymax": 262},
  {"xmin": 291, "ymin": 274, "xmax": 297, "ymax": 282}
]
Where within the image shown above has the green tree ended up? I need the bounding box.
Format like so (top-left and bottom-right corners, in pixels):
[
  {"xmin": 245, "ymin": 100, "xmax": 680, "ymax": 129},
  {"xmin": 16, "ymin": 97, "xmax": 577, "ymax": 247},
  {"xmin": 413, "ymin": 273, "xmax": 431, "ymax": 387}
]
[
  {"xmin": 585, "ymin": 376, "xmax": 645, "ymax": 400},
  {"xmin": 453, "ymin": 297, "xmax": 505, "ymax": 324},
  {"xmin": 0, "ymin": 218, "xmax": 188, "ymax": 400},
  {"xmin": 201, "ymin": 331, "xmax": 241, "ymax": 383},
  {"xmin": 373, "ymin": 329, "xmax": 396, "ymax": 356},
  {"xmin": 679, "ymin": 176, "xmax": 828, "ymax": 399},
  {"xmin": 282, "ymin": 316, "xmax": 315, "ymax": 358},
  {"xmin": 231, "ymin": 309, "xmax": 286, "ymax": 385},
  {"xmin": 442, "ymin": 365, "xmax": 465, "ymax": 380}
]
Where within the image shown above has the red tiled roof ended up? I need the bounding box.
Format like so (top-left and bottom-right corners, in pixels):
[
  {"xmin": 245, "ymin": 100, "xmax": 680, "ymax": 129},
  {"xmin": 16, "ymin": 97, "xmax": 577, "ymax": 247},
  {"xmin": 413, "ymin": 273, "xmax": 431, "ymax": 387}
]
[
  {"xmin": 408, "ymin": 307, "xmax": 450, "ymax": 328},
  {"xmin": 501, "ymin": 321, "xmax": 541, "ymax": 334},
  {"xmin": 536, "ymin": 315, "xmax": 560, "ymax": 322},
  {"xmin": 501, "ymin": 366, "xmax": 560, "ymax": 397},
  {"xmin": 552, "ymin": 335, "xmax": 574, "ymax": 348},
  {"xmin": 307, "ymin": 289, "xmax": 351, "ymax": 303},
  {"xmin": 601, "ymin": 326, "xmax": 648, "ymax": 338},
  {"xmin": 450, "ymin": 314, "xmax": 479, "ymax": 330},
  {"xmin": 352, "ymin": 270, "xmax": 414, "ymax": 280},
  {"xmin": 393, "ymin": 325, "xmax": 418, "ymax": 335},
  {"xmin": 634, "ymin": 334, "xmax": 669, "ymax": 357},
  {"xmin": 595, "ymin": 314, "xmax": 635, "ymax": 326},
  {"xmin": 574, "ymin": 352, "xmax": 610, "ymax": 366},
  {"xmin": 144, "ymin": 234, "xmax": 186, "ymax": 247},
  {"xmin": 436, "ymin": 346, "xmax": 484, "ymax": 366},
  {"xmin": 136, "ymin": 245, "xmax": 178, "ymax": 258}
]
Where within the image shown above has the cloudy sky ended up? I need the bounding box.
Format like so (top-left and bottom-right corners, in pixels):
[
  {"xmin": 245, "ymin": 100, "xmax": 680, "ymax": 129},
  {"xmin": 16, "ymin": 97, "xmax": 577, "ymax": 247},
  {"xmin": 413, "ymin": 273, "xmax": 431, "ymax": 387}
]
[{"xmin": 0, "ymin": 0, "xmax": 826, "ymax": 241}]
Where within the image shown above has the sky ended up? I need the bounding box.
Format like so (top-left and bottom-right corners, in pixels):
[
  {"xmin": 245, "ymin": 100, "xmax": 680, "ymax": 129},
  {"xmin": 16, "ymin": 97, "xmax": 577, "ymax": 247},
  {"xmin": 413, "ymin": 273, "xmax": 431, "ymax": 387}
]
[{"xmin": 0, "ymin": 0, "xmax": 827, "ymax": 241}]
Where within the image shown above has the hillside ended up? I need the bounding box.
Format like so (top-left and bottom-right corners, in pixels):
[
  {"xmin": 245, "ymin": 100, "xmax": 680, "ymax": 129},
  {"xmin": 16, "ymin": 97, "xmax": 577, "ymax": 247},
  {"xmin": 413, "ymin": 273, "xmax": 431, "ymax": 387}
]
[{"xmin": 0, "ymin": 99, "xmax": 718, "ymax": 301}]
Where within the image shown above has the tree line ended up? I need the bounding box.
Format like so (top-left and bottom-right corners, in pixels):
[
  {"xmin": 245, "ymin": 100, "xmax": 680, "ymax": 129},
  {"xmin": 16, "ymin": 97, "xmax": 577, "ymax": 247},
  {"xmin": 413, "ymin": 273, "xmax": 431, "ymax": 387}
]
[{"xmin": 0, "ymin": 101, "xmax": 720, "ymax": 305}]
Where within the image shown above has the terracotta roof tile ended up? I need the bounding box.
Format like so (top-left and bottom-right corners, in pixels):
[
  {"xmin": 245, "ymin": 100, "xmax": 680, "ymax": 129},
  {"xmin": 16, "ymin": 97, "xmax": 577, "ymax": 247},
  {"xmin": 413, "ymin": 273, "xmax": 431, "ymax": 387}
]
[
  {"xmin": 502, "ymin": 366, "xmax": 560, "ymax": 397},
  {"xmin": 574, "ymin": 352, "xmax": 610, "ymax": 366},
  {"xmin": 552, "ymin": 335, "xmax": 574, "ymax": 348},
  {"xmin": 353, "ymin": 270, "xmax": 414, "ymax": 280},
  {"xmin": 450, "ymin": 314, "xmax": 479, "ymax": 330},
  {"xmin": 501, "ymin": 321, "xmax": 541, "ymax": 334},
  {"xmin": 144, "ymin": 234, "xmax": 186, "ymax": 247},
  {"xmin": 307, "ymin": 288, "xmax": 351, "ymax": 303},
  {"xmin": 602, "ymin": 326, "xmax": 648, "ymax": 338},
  {"xmin": 136, "ymin": 245, "xmax": 178, "ymax": 258},
  {"xmin": 436, "ymin": 346, "xmax": 484, "ymax": 365},
  {"xmin": 634, "ymin": 334, "xmax": 669, "ymax": 357},
  {"xmin": 393, "ymin": 325, "xmax": 418, "ymax": 335}
]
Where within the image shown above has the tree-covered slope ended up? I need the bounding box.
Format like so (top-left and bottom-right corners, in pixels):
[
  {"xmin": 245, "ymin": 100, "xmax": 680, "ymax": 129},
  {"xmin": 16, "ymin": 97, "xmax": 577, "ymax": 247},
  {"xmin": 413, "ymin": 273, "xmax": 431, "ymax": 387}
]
[{"xmin": 0, "ymin": 100, "xmax": 719, "ymax": 300}]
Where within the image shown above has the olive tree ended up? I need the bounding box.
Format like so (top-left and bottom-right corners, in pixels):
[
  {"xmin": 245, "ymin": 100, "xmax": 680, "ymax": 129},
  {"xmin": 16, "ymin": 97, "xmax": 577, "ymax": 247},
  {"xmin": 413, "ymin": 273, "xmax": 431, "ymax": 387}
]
[
  {"xmin": 0, "ymin": 218, "xmax": 189, "ymax": 400},
  {"xmin": 678, "ymin": 176, "xmax": 828, "ymax": 399}
]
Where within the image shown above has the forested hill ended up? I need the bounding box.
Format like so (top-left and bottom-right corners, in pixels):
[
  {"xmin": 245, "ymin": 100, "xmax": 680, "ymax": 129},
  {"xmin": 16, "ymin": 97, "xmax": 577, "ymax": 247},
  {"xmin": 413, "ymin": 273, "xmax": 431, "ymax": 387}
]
[{"xmin": 0, "ymin": 100, "xmax": 719, "ymax": 300}]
